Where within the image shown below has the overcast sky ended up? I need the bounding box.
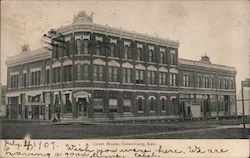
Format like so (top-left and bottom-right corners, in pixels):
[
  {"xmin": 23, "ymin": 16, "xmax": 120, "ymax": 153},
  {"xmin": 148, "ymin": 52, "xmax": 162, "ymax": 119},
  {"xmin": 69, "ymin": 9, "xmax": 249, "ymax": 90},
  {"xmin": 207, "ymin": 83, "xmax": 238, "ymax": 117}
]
[{"xmin": 1, "ymin": 0, "xmax": 249, "ymax": 94}]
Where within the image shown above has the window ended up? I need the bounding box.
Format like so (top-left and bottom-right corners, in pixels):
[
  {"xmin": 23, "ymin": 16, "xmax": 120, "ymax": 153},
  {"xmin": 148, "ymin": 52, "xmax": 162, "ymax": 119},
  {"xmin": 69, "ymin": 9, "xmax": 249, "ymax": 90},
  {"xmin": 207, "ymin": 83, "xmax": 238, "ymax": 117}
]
[
  {"xmin": 83, "ymin": 40, "xmax": 88, "ymax": 54},
  {"xmin": 137, "ymin": 48, "xmax": 143, "ymax": 61},
  {"xmin": 123, "ymin": 68, "xmax": 132, "ymax": 83},
  {"xmin": 138, "ymin": 98, "xmax": 143, "ymax": 111},
  {"xmin": 159, "ymin": 72, "xmax": 167, "ymax": 85},
  {"xmin": 53, "ymin": 67, "xmax": 61, "ymax": 83},
  {"xmin": 31, "ymin": 70, "xmax": 41, "ymax": 86},
  {"xmin": 198, "ymin": 76, "xmax": 202, "ymax": 87},
  {"xmin": 76, "ymin": 64, "xmax": 89, "ymax": 80},
  {"xmin": 76, "ymin": 39, "xmax": 81, "ymax": 54},
  {"xmin": 10, "ymin": 74, "xmax": 19, "ymax": 89},
  {"xmin": 109, "ymin": 67, "xmax": 119, "ymax": 82},
  {"xmin": 224, "ymin": 79, "xmax": 229, "ymax": 89},
  {"xmin": 63, "ymin": 65, "xmax": 72, "ymax": 82},
  {"xmin": 149, "ymin": 49, "xmax": 154, "ymax": 62},
  {"xmin": 136, "ymin": 70, "xmax": 145, "ymax": 84},
  {"xmin": 123, "ymin": 93, "xmax": 132, "ymax": 112},
  {"xmin": 183, "ymin": 75, "xmax": 190, "ymax": 87},
  {"xmin": 148, "ymin": 71, "xmax": 156, "ymax": 84},
  {"xmin": 219, "ymin": 78, "xmax": 223, "ymax": 89},
  {"xmin": 211, "ymin": 77, "xmax": 215, "ymax": 88},
  {"xmin": 204, "ymin": 77, "xmax": 209, "ymax": 88},
  {"xmin": 93, "ymin": 65, "xmax": 104, "ymax": 81},
  {"xmin": 124, "ymin": 45, "xmax": 129, "ymax": 59},
  {"xmin": 96, "ymin": 42, "xmax": 100, "ymax": 55},
  {"xmin": 109, "ymin": 92, "xmax": 118, "ymax": 113},
  {"xmin": 230, "ymin": 80, "xmax": 234, "ymax": 89},
  {"xmin": 170, "ymin": 73, "xmax": 177, "ymax": 86},
  {"xmin": 160, "ymin": 51, "xmax": 164, "ymax": 64},
  {"xmin": 94, "ymin": 91, "xmax": 104, "ymax": 113},
  {"xmin": 83, "ymin": 65, "xmax": 89, "ymax": 80},
  {"xmin": 170, "ymin": 49, "xmax": 176, "ymax": 65},
  {"xmin": 46, "ymin": 69, "xmax": 50, "ymax": 84},
  {"xmin": 23, "ymin": 73, "xmax": 27, "ymax": 87},
  {"xmin": 149, "ymin": 98, "xmax": 155, "ymax": 111},
  {"xmin": 110, "ymin": 44, "xmax": 118, "ymax": 57},
  {"xmin": 161, "ymin": 98, "xmax": 166, "ymax": 111},
  {"xmin": 65, "ymin": 41, "xmax": 70, "ymax": 56}
]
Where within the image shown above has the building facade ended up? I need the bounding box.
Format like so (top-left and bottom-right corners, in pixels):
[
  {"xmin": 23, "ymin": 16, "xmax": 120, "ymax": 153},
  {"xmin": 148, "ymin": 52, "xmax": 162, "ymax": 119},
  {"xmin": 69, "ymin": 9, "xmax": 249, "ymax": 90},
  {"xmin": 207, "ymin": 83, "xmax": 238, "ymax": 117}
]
[{"xmin": 5, "ymin": 11, "xmax": 237, "ymax": 120}]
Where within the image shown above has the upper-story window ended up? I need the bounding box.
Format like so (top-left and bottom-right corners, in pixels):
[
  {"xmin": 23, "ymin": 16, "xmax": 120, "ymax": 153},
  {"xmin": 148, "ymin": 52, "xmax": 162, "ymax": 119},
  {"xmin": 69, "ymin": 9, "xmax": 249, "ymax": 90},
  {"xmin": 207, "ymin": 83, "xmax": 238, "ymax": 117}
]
[
  {"xmin": 95, "ymin": 36, "xmax": 103, "ymax": 56},
  {"xmin": 76, "ymin": 64, "xmax": 89, "ymax": 80},
  {"xmin": 137, "ymin": 48, "xmax": 143, "ymax": 61},
  {"xmin": 224, "ymin": 79, "xmax": 229, "ymax": 89},
  {"xmin": 198, "ymin": 76, "xmax": 202, "ymax": 87},
  {"xmin": 53, "ymin": 67, "xmax": 61, "ymax": 83},
  {"xmin": 137, "ymin": 44, "xmax": 144, "ymax": 61},
  {"xmin": 110, "ymin": 38, "xmax": 118, "ymax": 58},
  {"xmin": 123, "ymin": 68, "xmax": 132, "ymax": 83},
  {"xmin": 31, "ymin": 70, "xmax": 41, "ymax": 86},
  {"xmin": 183, "ymin": 75, "xmax": 190, "ymax": 87},
  {"xmin": 10, "ymin": 72, "xmax": 19, "ymax": 89},
  {"xmin": 109, "ymin": 67, "xmax": 118, "ymax": 82},
  {"xmin": 219, "ymin": 78, "xmax": 223, "ymax": 89},
  {"xmin": 124, "ymin": 41, "xmax": 132, "ymax": 60},
  {"xmin": 83, "ymin": 40, "xmax": 88, "ymax": 54},
  {"xmin": 160, "ymin": 48, "xmax": 166, "ymax": 64},
  {"xmin": 46, "ymin": 69, "xmax": 50, "ymax": 84},
  {"xmin": 211, "ymin": 77, "xmax": 215, "ymax": 88},
  {"xmin": 160, "ymin": 51, "xmax": 164, "ymax": 64},
  {"xmin": 230, "ymin": 80, "xmax": 234, "ymax": 89},
  {"xmin": 148, "ymin": 71, "xmax": 156, "ymax": 85},
  {"xmin": 110, "ymin": 44, "xmax": 115, "ymax": 57},
  {"xmin": 23, "ymin": 72, "xmax": 27, "ymax": 88},
  {"xmin": 204, "ymin": 77, "xmax": 209, "ymax": 88},
  {"xmin": 159, "ymin": 72, "xmax": 167, "ymax": 85},
  {"xmin": 136, "ymin": 70, "xmax": 145, "ymax": 84},
  {"xmin": 170, "ymin": 73, "xmax": 177, "ymax": 86},
  {"xmin": 76, "ymin": 39, "xmax": 81, "ymax": 55},
  {"xmin": 149, "ymin": 97, "xmax": 155, "ymax": 112},
  {"xmin": 148, "ymin": 46, "xmax": 154, "ymax": 62},
  {"xmin": 149, "ymin": 50, "xmax": 154, "ymax": 62},
  {"xmin": 63, "ymin": 65, "xmax": 72, "ymax": 82},
  {"xmin": 93, "ymin": 65, "xmax": 104, "ymax": 81},
  {"xmin": 65, "ymin": 41, "xmax": 70, "ymax": 56},
  {"xmin": 170, "ymin": 48, "xmax": 176, "ymax": 65}
]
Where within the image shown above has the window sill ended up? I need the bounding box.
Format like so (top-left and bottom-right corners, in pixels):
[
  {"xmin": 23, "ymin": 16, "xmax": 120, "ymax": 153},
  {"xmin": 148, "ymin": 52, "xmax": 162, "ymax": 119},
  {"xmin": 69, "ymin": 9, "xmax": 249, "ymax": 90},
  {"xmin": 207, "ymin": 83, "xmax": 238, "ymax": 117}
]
[
  {"xmin": 75, "ymin": 80, "xmax": 91, "ymax": 82},
  {"xmin": 109, "ymin": 57, "xmax": 120, "ymax": 60},
  {"xmin": 122, "ymin": 59, "xmax": 133, "ymax": 62},
  {"xmin": 93, "ymin": 81, "xmax": 105, "ymax": 83},
  {"xmin": 108, "ymin": 82, "xmax": 120, "ymax": 84},
  {"xmin": 93, "ymin": 55, "xmax": 106, "ymax": 58},
  {"xmin": 122, "ymin": 82, "xmax": 133, "ymax": 85},
  {"xmin": 148, "ymin": 84, "xmax": 157, "ymax": 87}
]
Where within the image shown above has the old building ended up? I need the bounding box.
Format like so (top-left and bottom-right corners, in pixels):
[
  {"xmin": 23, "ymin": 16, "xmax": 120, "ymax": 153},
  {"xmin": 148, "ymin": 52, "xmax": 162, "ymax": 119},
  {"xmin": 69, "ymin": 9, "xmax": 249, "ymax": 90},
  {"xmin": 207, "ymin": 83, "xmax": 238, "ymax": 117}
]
[{"xmin": 5, "ymin": 11, "xmax": 237, "ymax": 121}]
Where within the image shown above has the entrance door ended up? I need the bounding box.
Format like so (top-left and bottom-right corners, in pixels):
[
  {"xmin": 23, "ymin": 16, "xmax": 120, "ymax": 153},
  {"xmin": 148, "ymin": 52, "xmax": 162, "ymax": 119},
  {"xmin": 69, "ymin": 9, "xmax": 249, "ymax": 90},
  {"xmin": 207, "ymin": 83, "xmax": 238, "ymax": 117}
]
[
  {"xmin": 78, "ymin": 98, "xmax": 88, "ymax": 118},
  {"xmin": 32, "ymin": 106, "xmax": 39, "ymax": 119}
]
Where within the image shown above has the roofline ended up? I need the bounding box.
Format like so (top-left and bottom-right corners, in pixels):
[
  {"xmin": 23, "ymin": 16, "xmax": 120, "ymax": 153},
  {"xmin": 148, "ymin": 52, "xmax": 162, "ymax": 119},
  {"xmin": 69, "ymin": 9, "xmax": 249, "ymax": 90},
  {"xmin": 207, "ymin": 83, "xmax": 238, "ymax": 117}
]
[
  {"xmin": 179, "ymin": 58, "xmax": 237, "ymax": 72},
  {"xmin": 55, "ymin": 22, "xmax": 180, "ymax": 48}
]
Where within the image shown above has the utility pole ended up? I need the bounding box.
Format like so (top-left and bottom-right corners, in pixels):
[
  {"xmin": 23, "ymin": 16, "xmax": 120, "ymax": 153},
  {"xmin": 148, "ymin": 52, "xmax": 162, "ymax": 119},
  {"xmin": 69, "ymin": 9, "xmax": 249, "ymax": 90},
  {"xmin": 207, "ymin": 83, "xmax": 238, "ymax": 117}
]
[{"xmin": 241, "ymin": 80, "xmax": 245, "ymax": 128}]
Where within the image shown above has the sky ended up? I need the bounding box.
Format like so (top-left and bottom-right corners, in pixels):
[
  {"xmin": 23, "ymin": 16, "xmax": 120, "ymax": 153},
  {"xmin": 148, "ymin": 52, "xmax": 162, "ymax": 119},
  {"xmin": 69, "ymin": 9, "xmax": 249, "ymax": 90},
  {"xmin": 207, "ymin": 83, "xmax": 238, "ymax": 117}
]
[{"xmin": 1, "ymin": 0, "xmax": 249, "ymax": 95}]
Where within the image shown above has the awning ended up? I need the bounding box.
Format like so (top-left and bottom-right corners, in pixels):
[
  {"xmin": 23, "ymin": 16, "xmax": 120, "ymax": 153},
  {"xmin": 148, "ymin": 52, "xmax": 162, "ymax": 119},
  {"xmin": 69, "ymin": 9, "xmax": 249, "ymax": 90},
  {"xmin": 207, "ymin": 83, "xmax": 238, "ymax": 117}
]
[
  {"xmin": 61, "ymin": 91, "xmax": 72, "ymax": 104},
  {"xmin": 74, "ymin": 91, "xmax": 91, "ymax": 103}
]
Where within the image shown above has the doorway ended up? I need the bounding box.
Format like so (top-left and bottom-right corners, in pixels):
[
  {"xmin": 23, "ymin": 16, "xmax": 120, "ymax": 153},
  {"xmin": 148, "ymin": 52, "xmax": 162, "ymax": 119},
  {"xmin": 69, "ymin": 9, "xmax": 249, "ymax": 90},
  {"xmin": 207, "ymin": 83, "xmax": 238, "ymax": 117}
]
[{"xmin": 77, "ymin": 98, "xmax": 88, "ymax": 118}]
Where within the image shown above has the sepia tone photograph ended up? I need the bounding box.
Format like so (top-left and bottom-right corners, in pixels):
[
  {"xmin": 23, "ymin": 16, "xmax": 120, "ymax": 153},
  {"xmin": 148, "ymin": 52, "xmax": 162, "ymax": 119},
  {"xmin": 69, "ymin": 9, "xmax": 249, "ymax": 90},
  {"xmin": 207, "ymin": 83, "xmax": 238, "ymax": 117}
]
[{"xmin": 0, "ymin": 0, "xmax": 249, "ymax": 141}]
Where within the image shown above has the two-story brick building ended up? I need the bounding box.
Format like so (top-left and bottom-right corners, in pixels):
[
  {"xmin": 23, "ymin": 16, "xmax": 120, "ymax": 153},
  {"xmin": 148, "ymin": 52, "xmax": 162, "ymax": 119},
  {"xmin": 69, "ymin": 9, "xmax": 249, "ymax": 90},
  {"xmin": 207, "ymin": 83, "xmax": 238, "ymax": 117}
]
[{"xmin": 5, "ymin": 11, "xmax": 237, "ymax": 121}]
